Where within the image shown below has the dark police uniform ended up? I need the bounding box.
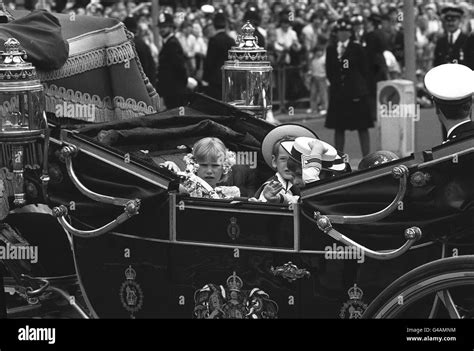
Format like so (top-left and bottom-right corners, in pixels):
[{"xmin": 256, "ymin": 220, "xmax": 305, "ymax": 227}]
[
  {"xmin": 448, "ymin": 121, "xmax": 474, "ymax": 141},
  {"xmin": 157, "ymin": 34, "xmax": 188, "ymax": 108},
  {"xmin": 433, "ymin": 30, "xmax": 469, "ymax": 66},
  {"xmin": 157, "ymin": 13, "xmax": 188, "ymax": 109},
  {"xmin": 433, "ymin": 5, "xmax": 469, "ymax": 67},
  {"xmin": 359, "ymin": 14, "xmax": 388, "ymax": 121},
  {"xmin": 325, "ymin": 20, "xmax": 372, "ymax": 131},
  {"xmin": 203, "ymin": 29, "xmax": 235, "ymax": 100}
]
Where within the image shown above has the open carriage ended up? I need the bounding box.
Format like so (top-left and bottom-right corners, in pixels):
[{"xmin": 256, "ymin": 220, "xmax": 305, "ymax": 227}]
[
  {"xmin": 1, "ymin": 11, "xmax": 474, "ymax": 320},
  {"xmin": 4, "ymin": 91, "xmax": 474, "ymax": 319}
]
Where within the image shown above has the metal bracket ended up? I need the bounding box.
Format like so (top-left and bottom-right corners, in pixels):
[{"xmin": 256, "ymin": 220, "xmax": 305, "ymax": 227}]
[
  {"xmin": 326, "ymin": 165, "xmax": 409, "ymax": 224},
  {"xmin": 313, "ymin": 212, "xmax": 422, "ymax": 260},
  {"xmin": 59, "ymin": 145, "xmax": 132, "ymax": 207},
  {"xmin": 52, "ymin": 199, "xmax": 141, "ymax": 238}
]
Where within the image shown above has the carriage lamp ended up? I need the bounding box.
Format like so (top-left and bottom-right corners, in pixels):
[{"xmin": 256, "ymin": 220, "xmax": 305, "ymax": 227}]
[
  {"xmin": 0, "ymin": 38, "xmax": 49, "ymax": 207},
  {"xmin": 222, "ymin": 21, "xmax": 273, "ymax": 119}
]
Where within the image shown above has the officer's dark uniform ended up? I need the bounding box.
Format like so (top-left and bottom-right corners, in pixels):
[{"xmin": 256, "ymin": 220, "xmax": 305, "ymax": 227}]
[
  {"xmin": 325, "ymin": 20, "xmax": 373, "ymax": 132},
  {"xmin": 424, "ymin": 63, "xmax": 474, "ymax": 143},
  {"xmin": 358, "ymin": 14, "xmax": 388, "ymax": 121},
  {"xmin": 433, "ymin": 6, "xmax": 469, "ymax": 67},
  {"xmin": 203, "ymin": 12, "xmax": 234, "ymax": 100},
  {"xmin": 157, "ymin": 13, "xmax": 188, "ymax": 109},
  {"xmin": 432, "ymin": 6, "xmax": 472, "ymax": 139}
]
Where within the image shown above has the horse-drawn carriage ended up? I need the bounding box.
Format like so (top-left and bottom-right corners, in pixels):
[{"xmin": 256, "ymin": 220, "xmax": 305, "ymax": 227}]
[{"xmin": 1, "ymin": 9, "xmax": 474, "ymax": 319}]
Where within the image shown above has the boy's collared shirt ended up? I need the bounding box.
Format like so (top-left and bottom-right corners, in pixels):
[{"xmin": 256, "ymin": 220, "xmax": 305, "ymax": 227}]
[{"xmin": 257, "ymin": 172, "xmax": 300, "ymax": 204}]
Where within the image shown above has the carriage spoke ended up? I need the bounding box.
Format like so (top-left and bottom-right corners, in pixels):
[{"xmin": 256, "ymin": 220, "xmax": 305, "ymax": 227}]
[
  {"xmin": 428, "ymin": 294, "xmax": 440, "ymax": 318},
  {"xmin": 436, "ymin": 290, "xmax": 461, "ymax": 319}
]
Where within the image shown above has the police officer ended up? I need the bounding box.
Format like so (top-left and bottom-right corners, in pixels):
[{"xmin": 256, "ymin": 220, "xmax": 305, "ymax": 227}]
[
  {"xmin": 424, "ymin": 63, "xmax": 474, "ymax": 142},
  {"xmin": 433, "ymin": 5, "xmax": 469, "ymax": 67},
  {"xmin": 157, "ymin": 13, "xmax": 188, "ymax": 109},
  {"xmin": 325, "ymin": 18, "xmax": 372, "ymax": 157},
  {"xmin": 359, "ymin": 14, "xmax": 389, "ymax": 122},
  {"xmin": 203, "ymin": 11, "xmax": 235, "ymax": 100}
]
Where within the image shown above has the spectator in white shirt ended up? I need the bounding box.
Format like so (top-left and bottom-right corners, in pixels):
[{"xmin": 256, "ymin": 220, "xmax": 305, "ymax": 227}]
[
  {"xmin": 275, "ymin": 15, "xmax": 302, "ymax": 65},
  {"xmin": 176, "ymin": 21, "xmax": 198, "ymax": 76},
  {"xmin": 308, "ymin": 45, "xmax": 328, "ymax": 115}
]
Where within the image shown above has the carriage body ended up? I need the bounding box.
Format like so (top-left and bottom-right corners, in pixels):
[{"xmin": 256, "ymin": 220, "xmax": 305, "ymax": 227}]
[{"xmin": 29, "ymin": 93, "xmax": 473, "ymax": 319}]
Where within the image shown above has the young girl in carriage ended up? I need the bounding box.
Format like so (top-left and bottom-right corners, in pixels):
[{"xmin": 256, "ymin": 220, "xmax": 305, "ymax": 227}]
[{"xmin": 161, "ymin": 137, "xmax": 241, "ymax": 199}]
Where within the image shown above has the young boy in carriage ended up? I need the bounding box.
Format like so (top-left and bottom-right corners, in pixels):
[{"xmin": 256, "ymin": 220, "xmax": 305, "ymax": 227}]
[{"xmin": 255, "ymin": 124, "xmax": 349, "ymax": 205}]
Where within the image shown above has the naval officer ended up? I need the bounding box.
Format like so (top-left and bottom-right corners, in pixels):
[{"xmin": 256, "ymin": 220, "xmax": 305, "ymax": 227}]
[{"xmin": 424, "ymin": 63, "xmax": 474, "ymax": 143}]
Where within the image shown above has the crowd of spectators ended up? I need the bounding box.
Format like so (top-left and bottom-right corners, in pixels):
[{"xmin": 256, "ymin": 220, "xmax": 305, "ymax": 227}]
[{"xmin": 8, "ymin": 0, "xmax": 474, "ymax": 111}]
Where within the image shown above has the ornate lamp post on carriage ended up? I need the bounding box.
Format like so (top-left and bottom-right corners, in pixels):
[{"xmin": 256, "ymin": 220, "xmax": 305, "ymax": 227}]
[
  {"xmin": 0, "ymin": 38, "xmax": 49, "ymax": 209},
  {"xmin": 222, "ymin": 21, "xmax": 273, "ymax": 120},
  {"xmin": 0, "ymin": 37, "xmax": 51, "ymax": 317}
]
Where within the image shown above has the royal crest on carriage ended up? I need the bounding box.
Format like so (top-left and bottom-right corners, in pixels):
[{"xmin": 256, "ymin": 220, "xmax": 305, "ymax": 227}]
[
  {"xmin": 193, "ymin": 272, "xmax": 278, "ymax": 319},
  {"xmin": 119, "ymin": 265, "xmax": 144, "ymax": 318},
  {"xmin": 227, "ymin": 217, "xmax": 240, "ymax": 240},
  {"xmin": 339, "ymin": 284, "xmax": 368, "ymax": 319}
]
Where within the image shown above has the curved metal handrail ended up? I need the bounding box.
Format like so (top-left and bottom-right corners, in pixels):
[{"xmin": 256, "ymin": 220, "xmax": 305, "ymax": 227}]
[
  {"xmin": 314, "ymin": 211, "xmax": 422, "ymax": 260},
  {"xmin": 325, "ymin": 165, "xmax": 409, "ymax": 224},
  {"xmin": 60, "ymin": 145, "xmax": 132, "ymax": 207},
  {"xmin": 52, "ymin": 200, "xmax": 140, "ymax": 238},
  {"xmin": 15, "ymin": 274, "xmax": 90, "ymax": 319},
  {"xmin": 48, "ymin": 286, "xmax": 90, "ymax": 319},
  {"xmin": 21, "ymin": 274, "xmax": 50, "ymax": 297}
]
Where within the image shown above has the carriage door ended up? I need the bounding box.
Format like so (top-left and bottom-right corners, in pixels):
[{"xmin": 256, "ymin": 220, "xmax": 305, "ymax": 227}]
[{"xmin": 167, "ymin": 193, "xmax": 307, "ymax": 318}]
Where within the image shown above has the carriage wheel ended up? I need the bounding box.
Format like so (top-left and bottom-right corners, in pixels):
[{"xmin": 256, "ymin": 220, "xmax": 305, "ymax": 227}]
[{"xmin": 363, "ymin": 255, "xmax": 474, "ymax": 319}]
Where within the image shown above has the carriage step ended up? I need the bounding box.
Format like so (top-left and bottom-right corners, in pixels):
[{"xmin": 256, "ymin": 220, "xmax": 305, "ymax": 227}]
[{"xmin": 7, "ymin": 304, "xmax": 45, "ymax": 318}]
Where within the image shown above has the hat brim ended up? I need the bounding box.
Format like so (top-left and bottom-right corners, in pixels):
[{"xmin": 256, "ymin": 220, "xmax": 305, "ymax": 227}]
[
  {"xmin": 262, "ymin": 124, "xmax": 318, "ymax": 168},
  {"xmin": 280, "ymin": 138, "xmax": 347, "ymax": 172},
  {"xmin": 441, "ymin": 7, "xmax": 464, "ymax": 17},
  {"xmin": 424, "ymin": 63, "xmax": 474, "ymax": 101}
]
